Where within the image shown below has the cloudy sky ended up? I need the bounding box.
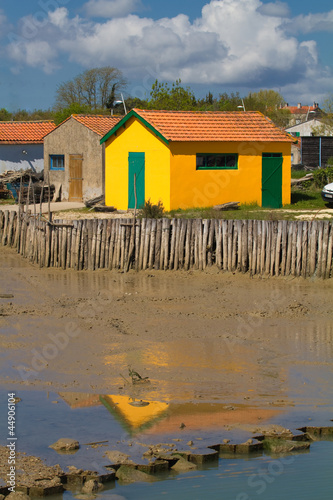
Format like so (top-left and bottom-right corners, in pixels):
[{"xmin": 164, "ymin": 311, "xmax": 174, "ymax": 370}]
[{"xmin": 0, "ymin": 0, "xmax": 332, "ymax": 111}]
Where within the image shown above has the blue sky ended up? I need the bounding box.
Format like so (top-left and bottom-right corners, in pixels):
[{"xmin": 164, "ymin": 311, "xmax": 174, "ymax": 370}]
[{"xmin": 0, "ymin": 0, "xmax": 332, "ymax": 112}]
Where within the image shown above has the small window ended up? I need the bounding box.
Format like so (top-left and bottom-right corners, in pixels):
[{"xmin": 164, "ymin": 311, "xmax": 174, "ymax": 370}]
[
  {"xmin": 196, "ymin": 153, "xmax": 238, "ymax": 170},
  {"xmin": 50, "ymin": 155, "xmax": 64, "ymax": 170}
]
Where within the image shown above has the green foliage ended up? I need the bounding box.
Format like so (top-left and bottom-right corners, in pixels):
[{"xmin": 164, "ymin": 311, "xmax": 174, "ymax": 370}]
[
  {"xmin": 218, "ymin": 92, "xmax": 242, "ymax": 111},
  {"xmin": 266, "ymin": 108, "xmax": 291, "ymax": 128},
  {"xmin": 124, "ymin": 96, "xmax": 149, "ymax": 111},
  {"xmin": 140, "ymin": 199, "xmax": 165, "ymax": 218},
  {"xmin": 312, "ymin": 165, "xmax": 333, "ymax": 188},
  {"xmin": 322, "ymin": 94, "xmax": 333, "ymax": 114},
  {"xmin": 0, "ymin": 108, "xmax": 12, "ymax": 121},
  {"xmin": 147, "ymin": 79, "xmax": 196, "ymax": 110},
  {"xmin": 242, "ymin": 89, "xmax": 290, "ymax": 127},
  {"xmin": 244, "ymin": 89, "xmax": 285, "ymax": 113},
  {"xmin": 53, "ymin": 103, "xmax": 92, "ymax": 125},
  {"xmin": 0, "ymin": 108, "xmax": 55, "ymax": 121}
]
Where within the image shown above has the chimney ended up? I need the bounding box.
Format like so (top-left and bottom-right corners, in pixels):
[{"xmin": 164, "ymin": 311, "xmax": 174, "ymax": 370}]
[{"xmin": 297, "ymin": 103, "xmax": 301, "ymax": 109}]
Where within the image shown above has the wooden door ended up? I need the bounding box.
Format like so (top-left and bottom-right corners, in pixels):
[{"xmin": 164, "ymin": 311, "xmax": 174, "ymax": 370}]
[
  {"xmin": 262, "ymin": 153, "xmax": 283, "ymax": 208},
  {"xmin": 68, "ymin": 155, "xmax": 83, "ymax": 201},
  {"xmin": 128, "ymin": 152, "xmax": 145, "ymax": 209}
]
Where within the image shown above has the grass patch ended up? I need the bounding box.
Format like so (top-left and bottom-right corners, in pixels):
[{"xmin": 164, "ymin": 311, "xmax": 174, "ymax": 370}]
[
  {"xmin": 0, "ymin": 198, "xmax": 16, "ymax": 205},
  {"xmin": 291, "ymin": 169, "xmax": 309, "ymax": 179},
  {"xmin": 287, "ymin": 187, "xmax": 324, "ymax": 209},
  {"xmin": 165, "ymin": 187, "xmax": 330, "ymax": 221},
  {"xmin": 167, "ymin": 204, "xmax": 284, "ymax": 221}
]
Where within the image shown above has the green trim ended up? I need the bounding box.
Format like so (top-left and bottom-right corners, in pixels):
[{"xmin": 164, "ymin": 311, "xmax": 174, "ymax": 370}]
[
  {"xmin": 196, "ymin": 153, "xmax": 238, "ymax": 170},
  {"xmin": 262, "ymin": 153, "xmax": 282, "ymax": 158},
  {"xmin": 100, "ymin": 109, "xmax": 169, "ymax": 145}
]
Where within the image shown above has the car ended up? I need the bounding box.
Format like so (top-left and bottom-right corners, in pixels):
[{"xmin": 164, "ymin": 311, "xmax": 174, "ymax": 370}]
[{"xmin": 321, "ymin": 182, "xmax": 333, "ymax": 206}]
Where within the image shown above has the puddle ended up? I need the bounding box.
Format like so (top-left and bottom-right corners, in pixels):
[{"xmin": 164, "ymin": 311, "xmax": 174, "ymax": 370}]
[
  {"xmin": 1, "ymin": 247, "xmax": 333, "ymax": 497},
  {"xmin": 0, "ymin": 390, "xmax": 332, "ymax": 499}
]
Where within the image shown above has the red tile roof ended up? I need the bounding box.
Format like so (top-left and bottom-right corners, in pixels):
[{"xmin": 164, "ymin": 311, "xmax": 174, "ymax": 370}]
[
  {"xmin": 0, "ymin": 121, "xmax": 56, "ymax": 144},
  {"xmin": 283, "ymin": 105, "xmax": 319, "ymax": 115},
  {"xmin": 72, "ymin": 114, "xmax": 122, "ymax": 136},
  {"xmin": 131, "ymin": 109, "xmax": 294, "ymax": 142}
]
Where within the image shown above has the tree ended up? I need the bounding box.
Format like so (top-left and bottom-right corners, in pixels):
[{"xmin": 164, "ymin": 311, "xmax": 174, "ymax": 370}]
[
  {"xmin": 54, "ymin": 67, "xmax": 127, "ymax": 111},
  {"xmin": 124, "ymin": 96, "xmax": 149, "ymax": 111},
  {"xmin": 243, "ymin": 89, "xmax": 285, "ymax": 113},
  {"xmin": 311, "ymin": 94, "xmax": 333, "ymax": 136},
  {"xmin": 0, "ymin": 108, "xmax": 12, "ymax": 121},
  {"xmin": 54, "ymin": 103, "xmax": 92, "ymax": 125},
  {"xmin": 218, "ymin": 92, "xmax": 242, "ymax": 111},
  {"xmin": 147, "ymin": 79, "xmax": 196, "ymax": 110},
  {"xmin": 242, "ymin": 89, "xmax": 292, "ymax": 127}
]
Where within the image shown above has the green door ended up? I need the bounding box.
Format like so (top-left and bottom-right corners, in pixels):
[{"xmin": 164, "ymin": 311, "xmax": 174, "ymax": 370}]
[
  {"xmin": 128, "ymin": 152, "xmax": 145, "ymax": 209},
  {"xmin": 262, "ymin": 153, "xmax": 283, "ymax": 208}
]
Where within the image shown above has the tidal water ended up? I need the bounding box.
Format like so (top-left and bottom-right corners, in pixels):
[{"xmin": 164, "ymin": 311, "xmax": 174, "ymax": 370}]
[{"xmin": 0, "ymin": 390, "xmax": 332, "ymax": 499}]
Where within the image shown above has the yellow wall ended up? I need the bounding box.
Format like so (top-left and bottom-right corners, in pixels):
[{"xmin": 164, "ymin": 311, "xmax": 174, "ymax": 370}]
[
  {"xmin": 105, "ymin": 117, "xmax": 171, "ymax": 210},
  {"xmin": 105, "ymin": 116, "xmax": 291, "ymax": 210},
  {"xmin": 170, "ymin": 142, "xmax": 291, "ymax": 210}
]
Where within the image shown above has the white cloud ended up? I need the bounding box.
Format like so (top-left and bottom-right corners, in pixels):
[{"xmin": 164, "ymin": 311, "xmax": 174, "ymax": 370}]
[
  {"xmin": 284, "ymin": 11, "xmax": 333, "ymax": 34},
  {"xmin": 48, "ymin": 7, "xmax": 71, "ymax": 28},
  {"xmin": 8, "ymin": 40, "xmax": 57, "ymax": 74},
  {"xmin": 257, "ymin": 1, "xmax": 290, "ymax": 18},
  {"xmin": 4, "ymin": 0, "xmax": 333, "ymax": 101},
  {"xmin": 84, "ymin": 0, "xmax": 141, "ymax": 18}
]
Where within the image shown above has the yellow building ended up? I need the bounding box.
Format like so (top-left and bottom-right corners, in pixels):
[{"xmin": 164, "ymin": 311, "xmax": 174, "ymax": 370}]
[{"xmin": 101, "ymin": 109, "xmax": 294, "ymax": 211}]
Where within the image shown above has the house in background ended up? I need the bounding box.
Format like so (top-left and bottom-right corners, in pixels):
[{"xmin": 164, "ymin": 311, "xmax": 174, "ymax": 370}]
[
  {"xmin": 282, "ymin": 102, "xmax": 322, "ymax": 127},
  {"xmin": 0, "ymin": 120, "xmax": 55, "ymax": 174},
  {"xmin": 101, "ymin": 109, "xmax": 294, "ymax": 210},
  {"xmin": 44, "ymin": 114, "xmax": 122, "ymax": 202},
  {"xmin": 285, "ymin": 119, "xmax": 329, "ymax": 138}
]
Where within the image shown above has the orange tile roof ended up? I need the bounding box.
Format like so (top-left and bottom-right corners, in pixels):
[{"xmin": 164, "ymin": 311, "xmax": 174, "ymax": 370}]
[
  {"xmin": 283, "ymin": 105, "xmax": 319, "ymax": 115},
  {"xmin": 0, "ymin": 120, "xmax": 56, "ymax": 144},
  {"xmin": 72, "ymin": 114, "xmax": 123, "ymax": 136},
  {"xmin": 130, "ymin": 109, "xmax": 294, "ymax": 142}
]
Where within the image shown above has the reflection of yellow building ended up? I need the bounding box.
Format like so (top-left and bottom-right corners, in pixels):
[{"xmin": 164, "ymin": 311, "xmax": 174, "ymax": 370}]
[
  {"xmin": 100, "ymin": 395, "xmax": 169, "ymax": 435},
  {"xmin": 58, "ymin": 392, "xmax": 280, "ymax": 437}
]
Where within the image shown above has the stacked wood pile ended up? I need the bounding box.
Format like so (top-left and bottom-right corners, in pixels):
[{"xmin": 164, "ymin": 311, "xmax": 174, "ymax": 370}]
[
  {"xmin": 0, "ymin": 171, "xmax": 54, "ymax": 203},
  {"xmin": 0, "ymin": 211, "xmax": 332, "ymax": 278}
]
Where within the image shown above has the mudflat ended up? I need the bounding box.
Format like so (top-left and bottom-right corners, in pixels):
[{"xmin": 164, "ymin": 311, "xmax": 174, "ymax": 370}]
[{"xmin": 0, "ymin": 245, "xmax": 332, "ymax": 409}]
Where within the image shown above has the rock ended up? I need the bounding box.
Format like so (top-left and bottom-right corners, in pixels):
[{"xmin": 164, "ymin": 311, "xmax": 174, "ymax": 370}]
[
  {"xmin": 105, "ymin": 450, "xmax": 132, "ymax": 464},
  {"xmin": 263, "ymin": 439, "xmax": 310, "ymax": 454},
  {"xmin": 171, "ymin": 457, "xmax": 197, "ymax": 471},
  {"xmin": 82, "ymin": 479, "xmax": 102, "ymax": 494},
  {"xmin": 179, "ymin": 423, "xmax": 186, "ymax": 429},
  {"xmin": 187, "ymin": 440, "xmax": 194, "ymax": 446},
  {"xmin": 49, "ymin": 438, "xmax": 79, "ymax": 452},
  {"xmin": 6, "ymin": 493, "xmax": 30, "ymax": 500},
  {"xmin": 115, "ymin": 465, "xmax": 156, "ymax": 483}
]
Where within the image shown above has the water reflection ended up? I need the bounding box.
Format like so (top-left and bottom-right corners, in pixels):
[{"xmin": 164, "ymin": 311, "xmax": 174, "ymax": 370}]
[{"xmin": 57, "ymin": 391, "xmax": 279, "ymax": 438}]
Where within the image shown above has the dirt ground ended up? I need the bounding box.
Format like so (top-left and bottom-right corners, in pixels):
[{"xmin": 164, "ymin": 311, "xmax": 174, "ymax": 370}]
[{"xmin": 0, "ymin": 244, "xmax": 332, "ymax": 411}]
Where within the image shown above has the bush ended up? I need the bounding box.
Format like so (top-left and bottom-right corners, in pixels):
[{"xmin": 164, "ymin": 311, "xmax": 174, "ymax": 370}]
[
  {"xmin": 140, "ymin": 199, "xmax": 165, "ymax": 218},
  {"xmin": 313, "ymin": 165, "xmax": 333, "ymax": 188}
]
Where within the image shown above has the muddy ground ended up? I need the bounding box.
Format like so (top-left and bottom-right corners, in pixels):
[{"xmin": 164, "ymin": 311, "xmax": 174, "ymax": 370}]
[{"xmin": 0, "ymin": 245, "xmax": 332, "ymax": 410}]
